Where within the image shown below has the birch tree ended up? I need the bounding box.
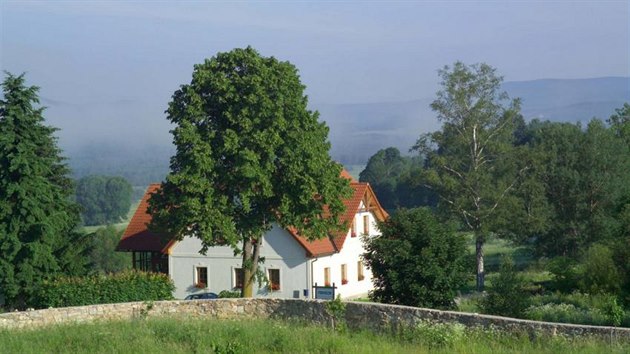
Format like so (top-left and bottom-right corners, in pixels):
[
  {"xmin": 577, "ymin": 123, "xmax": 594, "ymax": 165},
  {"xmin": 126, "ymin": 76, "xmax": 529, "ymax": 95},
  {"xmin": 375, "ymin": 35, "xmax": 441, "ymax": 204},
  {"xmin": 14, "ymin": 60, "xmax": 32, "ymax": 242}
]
[{"xmin": 413, "ymin": 62, "xmax": 524, "ymax": 291}]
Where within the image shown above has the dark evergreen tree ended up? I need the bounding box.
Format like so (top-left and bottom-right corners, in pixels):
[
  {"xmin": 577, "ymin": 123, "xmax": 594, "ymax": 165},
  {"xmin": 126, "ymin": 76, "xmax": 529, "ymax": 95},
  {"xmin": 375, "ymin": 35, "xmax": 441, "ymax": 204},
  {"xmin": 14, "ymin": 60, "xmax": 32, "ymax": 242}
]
[{"xmin": 0, "ymin": 73, "xmax": 90, "ymax": 309}]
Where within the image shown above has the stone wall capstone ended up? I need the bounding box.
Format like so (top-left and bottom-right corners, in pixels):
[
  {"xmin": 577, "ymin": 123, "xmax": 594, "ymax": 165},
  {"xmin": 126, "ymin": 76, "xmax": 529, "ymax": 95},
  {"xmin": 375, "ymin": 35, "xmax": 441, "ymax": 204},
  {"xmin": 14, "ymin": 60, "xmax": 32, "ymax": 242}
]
[{"xmin": 1, "ymin": 299, "xmax": 629, "ymax": 341}]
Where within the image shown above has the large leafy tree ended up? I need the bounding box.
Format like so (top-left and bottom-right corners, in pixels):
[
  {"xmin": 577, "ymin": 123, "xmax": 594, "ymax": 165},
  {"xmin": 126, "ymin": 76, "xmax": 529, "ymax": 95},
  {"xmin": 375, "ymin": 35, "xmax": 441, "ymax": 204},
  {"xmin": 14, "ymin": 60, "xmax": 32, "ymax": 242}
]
[
  {"xmin": 414, "ymin": 62, "xmax": 524, "ymax": 291},
  {"xmin": 0, "ymin": 73, "xmax": 90, "ymax": 309},
  {"xmin": 363, "ymin": 208, "xmax": 468, "ymax": 309},
  {"xmin": 75, "ymin": 175, "xmax": 133, "ymax": 226},
  {"xmin": 527, "ymin": 119, "xmax": 630, "ymax": 257},
  {"xmin": 149, "ymin": 47, "xmax": 352, "ymax": 297}
]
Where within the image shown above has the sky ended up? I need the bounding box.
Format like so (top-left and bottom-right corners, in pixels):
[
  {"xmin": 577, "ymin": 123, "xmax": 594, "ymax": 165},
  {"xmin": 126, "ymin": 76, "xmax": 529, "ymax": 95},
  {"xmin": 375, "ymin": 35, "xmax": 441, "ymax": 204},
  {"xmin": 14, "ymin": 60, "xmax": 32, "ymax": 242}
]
[{"xmin": 1, "ymin": 0, "xmax": 629, "ymax": 151}]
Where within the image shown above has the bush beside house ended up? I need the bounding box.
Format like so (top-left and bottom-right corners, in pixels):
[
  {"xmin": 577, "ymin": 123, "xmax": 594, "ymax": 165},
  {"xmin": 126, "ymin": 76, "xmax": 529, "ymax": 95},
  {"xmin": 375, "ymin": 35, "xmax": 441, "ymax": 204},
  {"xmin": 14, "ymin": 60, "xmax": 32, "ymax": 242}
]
[{"xmin": 35, "ymin": 270, "xmax": 174, "ymax": 308}]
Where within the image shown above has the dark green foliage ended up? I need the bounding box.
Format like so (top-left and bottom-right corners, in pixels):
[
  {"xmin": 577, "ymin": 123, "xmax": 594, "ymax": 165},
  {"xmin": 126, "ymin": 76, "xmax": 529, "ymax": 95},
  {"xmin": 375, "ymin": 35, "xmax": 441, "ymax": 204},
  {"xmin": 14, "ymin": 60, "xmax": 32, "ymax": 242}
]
[
  {"xmin": 76, "ymin": 175, "xmax": 133, "ymax": 226},
  {"xmin": 0, "ymin": 73, "xmax": 91, "ymax": 309},
  {"xmin": 526, "ymin": 119, "xmax": 630, "ymax": 257},
  {"xmin": 149, "ymin": 47, "xmax": 351, "ymax": 296},
  {"xmin": 607, "ymin": 102, "xmax": 630, "ymax": 145},
  {"xmin": 547, "ymin": 256, "xmax": 581, "ymax": 293},
  {"xmin": 359, "ymin": 147, "xmax": 437, "ymax": 211},
  {"xmin": 89, "ymin": 225, "xmax": 131, "ymax": 274},
  {"xmin": 363, "ymin": 208, "xmax": 468, "ymax": 309},
  {"xmin": 480, "ymin": 256, "xmax": 530, "ymax": 318},
  {"xmin": 578, "ymin": 244, "xmax": 622, "ymax": 295},
  {"xmin": 34, "ymin": 270, "xmax": 174, "ymax": 308},
  {"xmin": 218, "ymin": 290, "xmax": 241, "ymax": 298}
]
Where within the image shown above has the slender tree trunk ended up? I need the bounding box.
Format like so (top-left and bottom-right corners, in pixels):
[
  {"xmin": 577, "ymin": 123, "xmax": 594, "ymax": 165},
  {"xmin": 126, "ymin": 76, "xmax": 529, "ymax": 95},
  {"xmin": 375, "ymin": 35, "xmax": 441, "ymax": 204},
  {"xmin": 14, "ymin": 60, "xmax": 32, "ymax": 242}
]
[
  {"xmin": 241, "ymin": 237, "xmax": 260, "ymax": 298},
  {"xmin": 475, "ymin": 234, "xmax": 485, "ymax": 291}
]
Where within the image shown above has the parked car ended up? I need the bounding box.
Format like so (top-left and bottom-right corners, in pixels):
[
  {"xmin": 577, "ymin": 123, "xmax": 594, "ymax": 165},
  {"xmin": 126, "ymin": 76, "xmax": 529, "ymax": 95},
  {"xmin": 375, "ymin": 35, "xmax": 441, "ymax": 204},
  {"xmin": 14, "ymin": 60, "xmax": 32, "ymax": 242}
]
[{"xmin": 184, "ymin": 292, "xmax": 219, "ymax": 300}]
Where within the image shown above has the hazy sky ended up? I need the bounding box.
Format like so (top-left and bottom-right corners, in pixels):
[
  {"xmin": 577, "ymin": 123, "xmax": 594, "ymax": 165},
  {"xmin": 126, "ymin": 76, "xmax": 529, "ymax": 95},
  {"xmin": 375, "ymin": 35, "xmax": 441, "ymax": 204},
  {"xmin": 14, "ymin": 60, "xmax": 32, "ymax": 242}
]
[{"xmin": 1, "ymin": 1, "xmax": 629, "ymax": 149}]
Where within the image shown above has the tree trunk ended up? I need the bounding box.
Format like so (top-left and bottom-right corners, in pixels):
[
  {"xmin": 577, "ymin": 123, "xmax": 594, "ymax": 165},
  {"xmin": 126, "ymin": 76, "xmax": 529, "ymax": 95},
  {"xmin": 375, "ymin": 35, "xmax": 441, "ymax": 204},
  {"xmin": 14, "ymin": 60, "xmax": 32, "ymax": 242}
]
[
  {"xmin": 476, "ymin": 235, "xmax": 485, "ymax": 291},
  {"xmin": 241, "ymin": 237, "xmax": 260, "ymax": 298}
]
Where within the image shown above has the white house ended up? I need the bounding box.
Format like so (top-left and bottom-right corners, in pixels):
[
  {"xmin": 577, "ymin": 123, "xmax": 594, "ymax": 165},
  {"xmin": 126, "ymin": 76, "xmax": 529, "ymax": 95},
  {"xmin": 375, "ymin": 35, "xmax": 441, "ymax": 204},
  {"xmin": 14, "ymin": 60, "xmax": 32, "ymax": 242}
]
[{"xmin": 116, "ymin": 170, "xmax": 388, "ymax": 300}]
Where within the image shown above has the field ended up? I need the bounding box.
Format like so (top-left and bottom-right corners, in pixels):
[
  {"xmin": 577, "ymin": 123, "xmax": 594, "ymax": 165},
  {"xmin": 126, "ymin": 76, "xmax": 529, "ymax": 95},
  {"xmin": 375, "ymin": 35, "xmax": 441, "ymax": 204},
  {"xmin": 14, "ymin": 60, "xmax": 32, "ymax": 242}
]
[{"xmin": 1, "ymin": 317, "xmax": 628, "ymax": 354}]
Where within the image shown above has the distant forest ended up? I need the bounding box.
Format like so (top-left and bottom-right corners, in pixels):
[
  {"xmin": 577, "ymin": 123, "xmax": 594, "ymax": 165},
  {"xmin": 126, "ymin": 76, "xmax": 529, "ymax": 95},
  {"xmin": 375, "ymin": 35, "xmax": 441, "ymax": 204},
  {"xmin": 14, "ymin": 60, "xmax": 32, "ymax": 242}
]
[{"xmin": 66, "ymin": 77, "xmax": 629, "ymax": 188}]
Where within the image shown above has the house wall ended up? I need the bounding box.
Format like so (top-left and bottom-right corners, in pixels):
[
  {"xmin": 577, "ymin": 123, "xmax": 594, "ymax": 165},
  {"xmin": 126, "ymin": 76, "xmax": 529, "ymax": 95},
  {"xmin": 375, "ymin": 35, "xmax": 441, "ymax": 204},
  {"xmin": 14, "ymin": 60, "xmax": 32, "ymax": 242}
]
[
  {"xmin": 169, "ymin": 225, "xmax": 310, "ymax": 300},
  {"xmin": 312, "ymin": 204, "xmax": 379, "ymax": 299}
]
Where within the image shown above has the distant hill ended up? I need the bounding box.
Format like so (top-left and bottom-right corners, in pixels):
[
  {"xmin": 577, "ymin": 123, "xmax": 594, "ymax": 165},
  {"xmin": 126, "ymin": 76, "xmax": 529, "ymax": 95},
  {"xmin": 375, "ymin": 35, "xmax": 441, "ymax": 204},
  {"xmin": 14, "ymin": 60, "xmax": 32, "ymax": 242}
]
[
  {"xmin": 319, "ymin": 77, "xmax": 629, "ymax": 165},
  {"xmin": 502, "ymin": 77, "xmax": 629, "ymax": 122},
  {"xmin": 55, "ymin": 77, "xmax": 628, "ymax": 184}
]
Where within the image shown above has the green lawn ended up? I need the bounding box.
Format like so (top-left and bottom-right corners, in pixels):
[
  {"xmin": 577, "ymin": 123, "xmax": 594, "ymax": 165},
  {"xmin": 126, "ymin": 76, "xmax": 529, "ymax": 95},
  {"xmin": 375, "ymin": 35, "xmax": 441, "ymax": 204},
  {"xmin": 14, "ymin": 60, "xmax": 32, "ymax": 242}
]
[{"xmin": 1, "ymin": 317, "xmax": 627, "ymax": 354}]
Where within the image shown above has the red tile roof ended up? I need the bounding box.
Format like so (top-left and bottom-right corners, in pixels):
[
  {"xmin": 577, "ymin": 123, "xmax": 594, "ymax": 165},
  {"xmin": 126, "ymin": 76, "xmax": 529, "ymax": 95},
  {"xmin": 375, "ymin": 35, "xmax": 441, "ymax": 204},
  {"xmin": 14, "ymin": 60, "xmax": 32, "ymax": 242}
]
[
  {"xmin": 117, "ymin": 170, "xmax": 388, "ymax": 257},
  {"xmin": 116, "ymin": 184, "xmax": 167, "ymax": 252}
]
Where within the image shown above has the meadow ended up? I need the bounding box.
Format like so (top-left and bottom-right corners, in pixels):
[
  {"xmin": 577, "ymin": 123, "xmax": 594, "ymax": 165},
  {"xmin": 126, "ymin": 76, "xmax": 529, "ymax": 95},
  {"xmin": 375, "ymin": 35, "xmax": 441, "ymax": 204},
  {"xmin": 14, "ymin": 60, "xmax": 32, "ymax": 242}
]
[{"xmin": 1, "ymin": 316, "xmax": 628, "ymax": 354}]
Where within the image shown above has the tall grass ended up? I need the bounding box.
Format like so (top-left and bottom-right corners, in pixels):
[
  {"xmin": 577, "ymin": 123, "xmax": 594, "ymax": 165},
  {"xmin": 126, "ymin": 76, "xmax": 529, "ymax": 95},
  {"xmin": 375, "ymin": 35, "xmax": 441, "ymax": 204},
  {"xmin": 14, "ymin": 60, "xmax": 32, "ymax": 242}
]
[{"xmin": 1, "ymin": 317, "xmax": 627, "ymax": 354}]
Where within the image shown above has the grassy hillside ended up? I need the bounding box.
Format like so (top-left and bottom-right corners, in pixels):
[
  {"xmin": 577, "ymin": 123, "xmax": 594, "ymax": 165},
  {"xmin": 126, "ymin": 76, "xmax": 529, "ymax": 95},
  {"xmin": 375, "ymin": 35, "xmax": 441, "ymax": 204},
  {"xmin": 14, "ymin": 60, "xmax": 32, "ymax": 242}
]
[{"xmin": 1, "ymin": 317, "xmax": 627, "ymax": 354}]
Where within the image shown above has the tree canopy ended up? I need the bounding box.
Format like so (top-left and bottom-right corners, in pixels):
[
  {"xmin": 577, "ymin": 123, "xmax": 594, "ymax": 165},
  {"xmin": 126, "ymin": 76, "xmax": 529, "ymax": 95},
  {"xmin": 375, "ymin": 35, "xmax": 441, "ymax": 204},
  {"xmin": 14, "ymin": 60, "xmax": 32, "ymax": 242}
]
[
  {"xmin": 75, "ymin": 175, "xmax": 133, "ymax": 226},
  {"xmin": 359, "ymin": 147, "xmax": 436, "ymax": 211},
  {"xmin": 0, "ymin": 73, "xmax": 90, "ymax": 309},
  {"xmin": 148, "ymin": 47, "xmax": 352, "ymax": 296},
  {"xmin": 413, "ymin": 62, "xmax": 523, "ymax": 290}
]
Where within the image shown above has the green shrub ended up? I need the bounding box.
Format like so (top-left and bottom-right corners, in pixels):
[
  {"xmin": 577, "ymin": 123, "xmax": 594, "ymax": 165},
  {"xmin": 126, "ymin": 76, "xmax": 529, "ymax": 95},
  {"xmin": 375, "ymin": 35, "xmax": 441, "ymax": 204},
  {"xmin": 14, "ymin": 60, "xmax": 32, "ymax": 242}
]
[
  {"xmin": 363, "ymin": 208, "xmax": 468, "ymax": 309},
  {"xmin": 479, "ymin": 255, "xmax": 530, "ymax": 318},
  {"xmin": 525, "ymin": 292, "xmax": 628, "ymax": 327},
  {"xmin": 524, "ymin": 303, "xmax": 609, "ymax": 326},
  {"xmin": 34, "ymin": 270, "xmax": 174, "ymax": 308},
  {"xmin": 218, "ymin": 290, "xmax": 241, "ymax": 298},
  {"xmin": 397, "ymin": 320, "xmax": 466, "ymax": 348},
  {"xmin": 578, "ymin": 244, "xmax": 621, "ymax": 295},
  {"xmin": 547, "ymin": 256, "xmax": 580, "ymax": 292}
]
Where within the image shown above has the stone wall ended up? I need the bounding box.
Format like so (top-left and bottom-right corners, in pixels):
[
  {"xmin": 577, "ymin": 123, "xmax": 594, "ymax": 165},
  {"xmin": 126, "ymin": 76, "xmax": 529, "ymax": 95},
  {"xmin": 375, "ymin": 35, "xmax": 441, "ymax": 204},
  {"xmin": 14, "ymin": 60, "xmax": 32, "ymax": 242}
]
[{"xmin": 1, "ymin": 299, "xmax": 630, "ymax": 340}]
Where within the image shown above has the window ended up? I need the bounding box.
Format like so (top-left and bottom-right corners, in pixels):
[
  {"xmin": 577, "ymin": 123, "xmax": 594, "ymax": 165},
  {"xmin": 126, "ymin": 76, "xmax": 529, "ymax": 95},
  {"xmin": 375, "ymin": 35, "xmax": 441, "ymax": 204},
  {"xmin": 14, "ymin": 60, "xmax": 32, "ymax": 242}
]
[
  {"xmin": 341, "ymin": 264, "xmax": 348, "ymax": 285},
  {"xmin": 357, "ymin": 261, "xmax": 365, "ymax": 281},
  {"xmin": 196, "ymin": 266, "xmax": 208, "ymax": 289},
  {"xmin": 351, "ymin": 219, "xmax": 357, "ymax": 237},
  {"xmin": 234, "ymin": 268, "xmax": 244, "ymax": 289},
  {"xmin": 132, "ymin": 252, "xmax": 168, "ymax": 274},
  {"xmin": 268, "ymin": 268, "xmax": 281, "ymax": 291},
  {"xmin": 363, "ymin": 215, "xmax": 369, "ymax": 235},
  {"xmin": 324, "ymin": 267, "xmax": 331, "ymax": 286}
]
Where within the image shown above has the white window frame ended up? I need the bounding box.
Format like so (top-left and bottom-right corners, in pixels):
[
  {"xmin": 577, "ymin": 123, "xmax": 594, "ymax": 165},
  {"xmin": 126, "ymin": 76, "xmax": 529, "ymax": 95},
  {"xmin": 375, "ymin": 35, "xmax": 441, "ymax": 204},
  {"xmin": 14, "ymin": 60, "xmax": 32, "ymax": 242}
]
[
  {"xmin": 232, "ymin": 266, "xmax": 244, "ymax": 290},
  {"xmin": 195, "ymin": 265, "xmax": 208, "ymax": 289},
  {"xmin": 267, "ymin": 268, "xmax": 281, "ymax": 292}
]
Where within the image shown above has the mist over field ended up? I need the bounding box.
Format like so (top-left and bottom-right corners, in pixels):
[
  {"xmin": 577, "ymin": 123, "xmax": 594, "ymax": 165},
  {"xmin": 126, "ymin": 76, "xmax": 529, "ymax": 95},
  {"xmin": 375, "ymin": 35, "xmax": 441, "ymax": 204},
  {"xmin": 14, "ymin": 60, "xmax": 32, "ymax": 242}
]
[{"xmin": 41, "ymin": 76, "xmax": 629, "ymax": 185}]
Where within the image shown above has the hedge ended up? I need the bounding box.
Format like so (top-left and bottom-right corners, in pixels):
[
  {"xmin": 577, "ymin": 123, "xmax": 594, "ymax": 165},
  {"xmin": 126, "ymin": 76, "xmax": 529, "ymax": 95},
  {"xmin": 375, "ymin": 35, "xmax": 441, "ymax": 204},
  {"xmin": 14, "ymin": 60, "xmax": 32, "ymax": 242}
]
[{"xmin": 35, "ymin": 270, "xmax": 174, "ymax": 308}]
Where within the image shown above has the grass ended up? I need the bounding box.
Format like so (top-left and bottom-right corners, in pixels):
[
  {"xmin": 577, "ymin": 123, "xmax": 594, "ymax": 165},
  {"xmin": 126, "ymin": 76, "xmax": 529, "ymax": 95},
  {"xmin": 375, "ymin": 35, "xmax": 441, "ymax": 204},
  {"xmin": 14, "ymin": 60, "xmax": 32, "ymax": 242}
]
[{"xmin": 1, "ymin": 316, "xmax": 628, "ymax": 354}]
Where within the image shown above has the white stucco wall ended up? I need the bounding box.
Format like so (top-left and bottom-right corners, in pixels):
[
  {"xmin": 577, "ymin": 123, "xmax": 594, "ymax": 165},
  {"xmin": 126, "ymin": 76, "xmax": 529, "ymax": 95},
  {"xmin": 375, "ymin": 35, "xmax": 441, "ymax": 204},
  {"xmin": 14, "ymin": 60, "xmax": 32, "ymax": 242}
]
[
  {"xmin": 169, "ymin": 224, "xmax": 310, "ymax": 300},
  {"xmin": 312, "ymin": 204, "xmax": 379, "ymax": 299},
  {"xmin": 167, "ymin": 202, "xmax": 380, "ymax": 300}
]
